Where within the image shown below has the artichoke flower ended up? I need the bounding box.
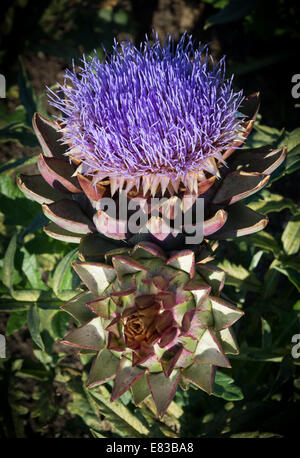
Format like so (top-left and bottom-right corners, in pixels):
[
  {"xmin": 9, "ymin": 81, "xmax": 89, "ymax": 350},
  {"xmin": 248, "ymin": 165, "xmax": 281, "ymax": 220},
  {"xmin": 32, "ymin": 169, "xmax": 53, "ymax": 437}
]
[
  {"xmin": 17, "ymin": 34, "xmax": 286, "ymax": 248},
  {"xmin": 16, "ymin": 34, "xmax": 283, "ymax": 416},
  {"xmin": 61, "ymin": 241, "xmax": 243, "ymax": 417}
]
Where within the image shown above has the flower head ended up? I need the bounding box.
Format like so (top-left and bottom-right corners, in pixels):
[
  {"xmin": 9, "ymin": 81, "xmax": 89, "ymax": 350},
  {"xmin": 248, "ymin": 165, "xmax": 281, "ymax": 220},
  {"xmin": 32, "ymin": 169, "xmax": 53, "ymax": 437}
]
[{"xmin": 49, "ymin": 33, "xmax": 244, "ymax": 194}]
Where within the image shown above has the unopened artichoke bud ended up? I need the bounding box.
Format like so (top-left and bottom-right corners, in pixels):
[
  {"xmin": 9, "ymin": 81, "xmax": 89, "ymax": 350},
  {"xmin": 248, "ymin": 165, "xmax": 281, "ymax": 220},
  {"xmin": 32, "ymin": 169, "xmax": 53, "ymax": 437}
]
[{"xmin": 61, "ymin": 241, "xmax": 243, "ymax": 418}]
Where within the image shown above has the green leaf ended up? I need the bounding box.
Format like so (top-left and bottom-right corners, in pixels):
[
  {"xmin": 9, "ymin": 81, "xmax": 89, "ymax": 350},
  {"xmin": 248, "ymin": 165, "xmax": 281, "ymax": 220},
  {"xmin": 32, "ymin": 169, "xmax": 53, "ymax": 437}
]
[
  {"xmin": 90, "ymin": 386, "xmax": 149, "ymax": 438},
  {"xmin": 213, "ymin": 370, "xmax": 244, "ymax": 401},
  {"xmin": 202, "ymin": 0, "xmax": 229, "ymax": 7},
  {"xmin": 278, "ymin": 255, "xmax": 300, "ymax": 272},
  {"xmin": 20, "ymin": 247, "xmax": 47, "ymax": 290},
  {"xmin": 285, "ymin": 150, "xmax": 300, "ymax": 175},
  {"xmin": 231, "ymin": 431, "xmax": 282, "ymax": 438},
  {"xmin": 2, "ymin": 232, "xmax": 18, "ymax": 291},
  {"xmin": 90, "ymin": 429, "xmax": 107, "ymax": 438},
  {"xmin": 0, "ymin": 174, "xmax": 39, "ymax": 226},
  {"xmin": 30, "ymin": 384, "xmax": 58, "ymax": 425},
  {"xmin": 281, "ymin": 213, "xmax": 300, "ymax": 255},
  {"xmin": 0, "ymin": 295, "xmax": 64, "ymax": 311},
  {"xmin": 2, "ymin": 234, "xmax": 58, "ymax": 302},
  {"xmin": 217, "ymin": 259, "xmax": 261, "ymax": 291},
  {"xmin": 0, "ymin": 298, "xmax": 31, "ymax": 311},
  {"xmin": 0, "ymin": 155, "xmax": 37, "ymax": 175},
  {"xmin": 66, "ymin": 377, "xmax": 106, "ymax": 434},
  {"xmin": 287, "ymin": 127, "xmax": 300, "ymax": 151},
  {"xmin": 52, "ymin": 248, "xmax": 79, "ymax": 297},
  {"xmin": 51, "ymin": 311, "xmax": 71, "ymax": 339},
  {"xmin": 263, "ymin": 265, "xmax": 280, "ymax": 298},
  {"xmin": 248, "ymin": 191, "xmax": 297, "ymax": 215},
  {"xmin": 18, "ymin": 57, "xmax": 37, "ymax": 126},
  {"xmin": 36, "ymin": 93, "xmax": 48, "ymax": 117},
  {"xmin": 247, "ymin": 231, "xmax": 280, "ymax": 254},
  {"xmin": 27, "ymin": 304, "xmax": 45, "ymax": 351},
  {"xmin": 0, "ymin": 174, "xmax": 27, "ymax": 199},
  {"xmin": 6, "ymin": 311, "xmax": 27, "ymax": 336},
  {"xmin": 245, "ymin": 123, "xmax": 285, "ymax": 149},
  {"xmin": 164, "ymin": 400, "xmax": 183, "ymax": 420},
  {"xmin": 16, "ymin": 367, "xmax": 50, "ymax": 381},
  {"xmin": 139, "ymin": 399, "xmax": 180, "ymax": 437},
  {"xmin": 11, "ymin": 289, "xmax": 53, "ymax": 302},
  {"xmin": 273, "ymin": 264, "xmax": 300, "ymax": 292},
  {"xmin": 293, "ymin": 300, "xmax": 300, "ymax": 311},
  {"xmin": 231, "ymin": 346, "xmax": 283, "ymax": 362},
  {"xmin": 249, "ymin": 249, "xmax": 264, "ymax": 271},
  {"xmin": 0, "ymin": 123, "xmax": 37, "ymax": 147},
  {"xmin": 204, "ymin": 0, "xmax": 262, "ymax": 29},
  {"xmin": 261, "ymin": 317, "xmax": 272, "ymax": 351},
  {"xmin": 0, "ymin": 104, "xmax": 27, "ymax": 129},
  {"xmin": 267, "ymin": 356, "xmax": 294, "ymax": 398},
  {"xmin": 278, "ymin": 128, "xmax": 300, "ymax": 176},
  {"xmin": 21, "ymin": 212, "xmax": 49, "ymax": 239}
]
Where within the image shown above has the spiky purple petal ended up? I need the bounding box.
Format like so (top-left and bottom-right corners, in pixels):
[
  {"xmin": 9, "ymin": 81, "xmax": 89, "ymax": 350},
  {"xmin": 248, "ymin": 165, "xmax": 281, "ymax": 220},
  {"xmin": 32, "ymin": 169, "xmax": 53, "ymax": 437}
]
[{"xmin": 49, "ymin": 33, "xmax": 244, "ymax": 182}]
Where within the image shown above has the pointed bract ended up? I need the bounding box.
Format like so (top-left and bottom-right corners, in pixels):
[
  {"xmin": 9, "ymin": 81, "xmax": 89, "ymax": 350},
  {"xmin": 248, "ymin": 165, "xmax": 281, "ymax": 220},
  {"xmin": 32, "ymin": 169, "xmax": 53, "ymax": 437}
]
[
  {"xmin": 194, "ymin": 329, "xmax": 231, "ymax": 368},
  {"xmin": 217, "ymin": 327, "xmax": 239, "ymax": 355},
  {"xmin": 87, "ymin": 349, "xmax": 120, "ymax": 387},
  {"xmin": 44, "ymin": 222, "xmax": 83, "ymax": 243},
  {"xmin": 182, "ymin": 362, "xmax": 215, "ymax": 394},
  {"xmin": 42, "ymin": 199, "xmax": 96, "ymax": 234},
  {"xmin": 212, "ymin": 171, "xmax": 270, "ymax": 206},
  {"xmin": 72, "ymin": 262, "xmax": 116, "ymax": 296},
  {"xmin": 17, "ymin": 174, "xmax": 65, "ymax": 204},
  {"xmin": 167, "ymin": 250, "xmax": 195, "ymax": 278},
  {"xmin": 32, "ymin": 112, "xmax": 66, "ymax": 158},
  {"xmin": 61, "ymin": 291, "xmax": 96, "ymax": 323},
  {"xmin": 131, "ymin": 374, "xmax": 151, "ymax": 405},
  {"xmin": 210, "ymin": 203, "xmax": 268, "ymax": 239},
  {"xmin": 211, "ymin": 296, "xmax": 244, "ymax": 331},
  {"xmin": 111, "ymin": 357, "xmax": 146, "ymax": 401},
  {"xmin": 147, "ymin": 370, "xmax": 180, "ymax": 418},
  {"xmin": 62, "ymin": 317, "xmax": 105, "ymax": 350}
]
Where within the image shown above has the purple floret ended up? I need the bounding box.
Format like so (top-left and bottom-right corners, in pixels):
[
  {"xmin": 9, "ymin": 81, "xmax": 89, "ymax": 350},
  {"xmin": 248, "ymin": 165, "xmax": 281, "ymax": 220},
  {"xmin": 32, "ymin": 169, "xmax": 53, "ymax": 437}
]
[{"xmin": 49, "ymin": 33, "xmax": 244, "ymax": 181}]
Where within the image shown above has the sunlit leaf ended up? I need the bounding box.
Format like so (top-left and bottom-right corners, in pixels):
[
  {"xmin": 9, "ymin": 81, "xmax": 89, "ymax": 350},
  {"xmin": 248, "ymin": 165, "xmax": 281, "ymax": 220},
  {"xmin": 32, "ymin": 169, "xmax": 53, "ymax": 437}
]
[
  {"xmin": 213, "ymin": 370, "xmax": 244, "ymax": 401},
  {"xmin": 90, "ymin": 385, "xmax": 149, "ymax": 438},
  {"xmin": 281, "ymin": 213, "xmax": 300, "ymax": 255},
  {"xmin": 6, "ymin": 311, "xmax": 27, "ymax": 336},
  {"xmin": 27, "ymin": 304, "xmax": 45, "ymax": 351}
]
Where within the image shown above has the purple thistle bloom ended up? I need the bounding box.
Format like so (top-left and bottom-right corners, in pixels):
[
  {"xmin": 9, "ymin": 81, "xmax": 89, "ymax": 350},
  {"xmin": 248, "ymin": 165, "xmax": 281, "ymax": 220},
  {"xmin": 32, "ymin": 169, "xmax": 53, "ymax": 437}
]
[{"xmin": 49, "ymin": 33, "xmax": 244, "ymax": 193}]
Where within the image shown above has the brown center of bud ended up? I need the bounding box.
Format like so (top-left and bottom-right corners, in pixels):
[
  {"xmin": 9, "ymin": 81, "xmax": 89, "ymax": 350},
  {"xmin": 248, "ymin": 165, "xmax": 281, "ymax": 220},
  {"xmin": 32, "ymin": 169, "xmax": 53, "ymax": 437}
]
[{"xmin": 123, "ymin": 303, "xmax": 160, "ymax": 348}]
